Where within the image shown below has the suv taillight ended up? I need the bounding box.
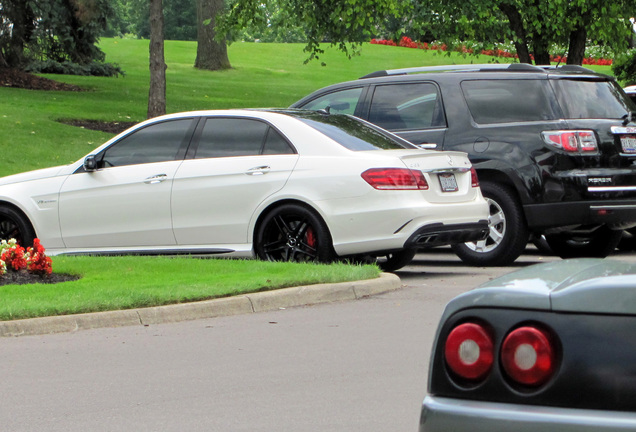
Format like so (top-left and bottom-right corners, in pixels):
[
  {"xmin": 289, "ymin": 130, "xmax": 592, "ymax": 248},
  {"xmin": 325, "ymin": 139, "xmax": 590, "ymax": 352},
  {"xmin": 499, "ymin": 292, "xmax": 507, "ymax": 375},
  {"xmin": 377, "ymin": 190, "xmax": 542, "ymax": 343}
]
[
  {"xmin": 501, "ymin": 326, "xmax": 556, "ymax": 386},
  {"xmin": 361, "ymin": 168, "xmax": 429, "ymax": 190},
  {"xmin": 444, "ymin": 322, "xmax": 494, "ymax": 381},
  {"xmin": 541, "ymin": 130, "xmax": 598, "ymax": 153}
]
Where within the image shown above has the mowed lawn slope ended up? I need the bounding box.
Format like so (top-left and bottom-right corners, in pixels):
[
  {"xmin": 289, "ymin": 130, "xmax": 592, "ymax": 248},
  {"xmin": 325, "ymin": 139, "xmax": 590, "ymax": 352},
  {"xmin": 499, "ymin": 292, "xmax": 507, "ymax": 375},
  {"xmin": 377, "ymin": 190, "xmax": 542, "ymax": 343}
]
[{"xmin": 2, "ymin": 38, "xmax": 612, "ymax": 175}]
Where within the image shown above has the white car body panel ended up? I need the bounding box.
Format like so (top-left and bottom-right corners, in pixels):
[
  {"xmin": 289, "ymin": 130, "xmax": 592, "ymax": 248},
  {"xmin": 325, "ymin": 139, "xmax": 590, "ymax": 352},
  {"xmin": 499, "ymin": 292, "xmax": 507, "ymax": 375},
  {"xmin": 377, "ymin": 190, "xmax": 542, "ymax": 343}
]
[
  {"xmin": 58, "ymin": 160, "xmax": 182, "ymax": 248},
  {"xmin": 172, "ymin": 154, "xmax": 299, "ymax": 245}
]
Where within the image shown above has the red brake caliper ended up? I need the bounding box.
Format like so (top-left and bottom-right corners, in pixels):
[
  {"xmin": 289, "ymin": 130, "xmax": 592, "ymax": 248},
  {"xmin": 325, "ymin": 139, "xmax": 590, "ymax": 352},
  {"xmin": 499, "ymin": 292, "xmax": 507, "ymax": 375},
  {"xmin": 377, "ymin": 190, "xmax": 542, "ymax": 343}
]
[{"xmin": 305, "ymin": 227, "xmax": 316, "ymax": 248}]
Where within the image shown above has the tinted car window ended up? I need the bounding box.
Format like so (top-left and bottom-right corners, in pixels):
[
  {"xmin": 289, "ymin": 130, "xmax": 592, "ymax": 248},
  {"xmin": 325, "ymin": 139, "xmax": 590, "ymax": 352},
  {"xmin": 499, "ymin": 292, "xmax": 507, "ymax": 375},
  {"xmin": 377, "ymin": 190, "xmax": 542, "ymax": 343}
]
[
  {"xmin": 461, "ymin": 80, "xmax": 556, "ymax": 124},
  {"xmin": 262, "ymin": 128, "xmax": 295, "ymax": 154},
  {"xmin": 102, "ymin": 119, "xmax": 193, "ymax": 167},
  {"xmin": 299, "ymin": 87, "xmax": 363, "ymax": 115},
  {"xmin": 369, "ymin": 82, "xmax": 445, "ymax": 130},
  {"xmin": 298, "ymin": 114, "xmax": 416, "ymax": 151},
  {"xmin": 552, "ymin": 79, "xmax": 634, "ymax": 119}
]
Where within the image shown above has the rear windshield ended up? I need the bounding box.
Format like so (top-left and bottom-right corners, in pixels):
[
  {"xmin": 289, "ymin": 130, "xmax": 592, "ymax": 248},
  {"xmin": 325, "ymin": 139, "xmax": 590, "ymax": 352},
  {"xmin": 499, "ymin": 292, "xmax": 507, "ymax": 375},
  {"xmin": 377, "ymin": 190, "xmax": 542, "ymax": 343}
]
[
  {"xmin": 551, "ymin": 79, "xmax": 635, "ymax": 119},
  {"xmin": 461, "ymin": 79, "xmax": 557, "ymax": 124},
  {"xmin": 297, "ymin": 114, "xmax": 416, "ymax": 151}
]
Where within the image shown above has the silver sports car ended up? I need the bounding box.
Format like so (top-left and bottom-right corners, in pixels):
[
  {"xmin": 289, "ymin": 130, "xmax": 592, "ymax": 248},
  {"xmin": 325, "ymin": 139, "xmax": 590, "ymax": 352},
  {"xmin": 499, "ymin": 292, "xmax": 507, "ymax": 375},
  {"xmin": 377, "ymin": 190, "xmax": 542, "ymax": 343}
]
[{"xmin": 421, "ymin": 258, "xmax": 636, "ymax": 431}]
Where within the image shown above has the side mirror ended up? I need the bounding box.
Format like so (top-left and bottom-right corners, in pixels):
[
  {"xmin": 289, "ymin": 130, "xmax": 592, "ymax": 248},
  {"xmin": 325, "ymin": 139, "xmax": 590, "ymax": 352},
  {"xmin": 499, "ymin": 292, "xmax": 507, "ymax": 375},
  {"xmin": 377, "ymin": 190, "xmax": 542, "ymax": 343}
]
[{"xmin": 83, "ymin": 155, "xmax": 98, "ymax": 172}]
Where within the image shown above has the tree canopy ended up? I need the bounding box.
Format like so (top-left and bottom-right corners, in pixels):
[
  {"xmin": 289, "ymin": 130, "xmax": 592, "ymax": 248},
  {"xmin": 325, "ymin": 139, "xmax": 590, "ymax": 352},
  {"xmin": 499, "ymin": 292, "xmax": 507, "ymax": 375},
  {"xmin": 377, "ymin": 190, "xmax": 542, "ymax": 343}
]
[
  {"xmin": 0, "ymin": 0, "xmax": 114, "ymax": 69},
  {"xmin": 218, "ymin": 0, "xmax": 404, "ymax": 64},
  {"xmin": 393, "ymin": 0, "xmax": 636, "ymax": 65}
]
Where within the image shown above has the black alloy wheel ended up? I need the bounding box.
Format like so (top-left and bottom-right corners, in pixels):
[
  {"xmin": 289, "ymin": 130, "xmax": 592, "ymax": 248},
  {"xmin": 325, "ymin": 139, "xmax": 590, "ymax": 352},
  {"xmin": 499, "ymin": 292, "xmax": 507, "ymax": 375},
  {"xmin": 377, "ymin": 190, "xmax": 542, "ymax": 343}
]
[
  {"xmin": 0, "ymin": 206, "xmax": 36, "ymax": 247},
  {"xmin": 255, "ymin": 204, "xmax": 334, "ymax": 263}
]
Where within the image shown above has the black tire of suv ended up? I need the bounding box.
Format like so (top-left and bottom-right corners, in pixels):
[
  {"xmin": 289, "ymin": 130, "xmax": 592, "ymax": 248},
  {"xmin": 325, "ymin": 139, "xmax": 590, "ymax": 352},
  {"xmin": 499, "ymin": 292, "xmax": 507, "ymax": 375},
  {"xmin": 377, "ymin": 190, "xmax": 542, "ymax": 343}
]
[
  {"xmin": 451, "ymin": 182, "xmax": 529, "ymax": 266},
  {"xmin": 544, "ymin": 226, "xmax": 622, "ymax": 259}
]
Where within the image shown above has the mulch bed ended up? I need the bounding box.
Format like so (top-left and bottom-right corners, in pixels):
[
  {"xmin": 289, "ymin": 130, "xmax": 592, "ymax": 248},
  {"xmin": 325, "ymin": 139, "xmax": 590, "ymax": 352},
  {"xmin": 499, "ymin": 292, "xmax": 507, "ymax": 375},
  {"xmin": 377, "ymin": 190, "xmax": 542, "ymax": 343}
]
[
  {"xmin": 0, "ymin": 271, "xmax": 80, "ymax": 286},
  {"xmin": 0, "ymin": 68, "xmax": 83, "ymax": 92},
  {"xmin": 0, "ymin": 67, "xmax": 136, "ymax": 134}
]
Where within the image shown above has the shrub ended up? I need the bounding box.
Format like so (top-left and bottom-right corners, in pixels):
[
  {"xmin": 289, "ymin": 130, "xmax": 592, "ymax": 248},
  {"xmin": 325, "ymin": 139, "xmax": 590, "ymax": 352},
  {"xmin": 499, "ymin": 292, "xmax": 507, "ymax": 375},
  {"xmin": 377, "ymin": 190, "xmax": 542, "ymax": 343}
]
[
  {"xmin": 25, "ymin": 60, "xmax": 125, "ymax": 78},
  {"xmin": 0, "ymin": 238, "xmax": 52, "ymax": 277},
  {"xmin": 612, "ymin": 50, "xmax": 636, "ymax": 86}
]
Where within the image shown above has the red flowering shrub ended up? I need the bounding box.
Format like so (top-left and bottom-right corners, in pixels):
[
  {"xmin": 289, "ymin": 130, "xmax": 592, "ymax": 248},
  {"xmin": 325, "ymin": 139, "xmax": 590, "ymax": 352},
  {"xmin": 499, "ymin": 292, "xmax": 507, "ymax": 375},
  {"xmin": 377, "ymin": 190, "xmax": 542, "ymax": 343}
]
[
  {"xmin": 0, "ymin": 238, "xmax": 53, "ymax": 277},
  {"xmin": 369, "ymin": 38, "xmax": 612, "ymax": 65},
  {"xmin": 1, "ymin": 240, "xmax": 27, "ymax": 272},
  {"xmin": 27, "ymin": 239, "xmax": 53, "ymax": 276}
]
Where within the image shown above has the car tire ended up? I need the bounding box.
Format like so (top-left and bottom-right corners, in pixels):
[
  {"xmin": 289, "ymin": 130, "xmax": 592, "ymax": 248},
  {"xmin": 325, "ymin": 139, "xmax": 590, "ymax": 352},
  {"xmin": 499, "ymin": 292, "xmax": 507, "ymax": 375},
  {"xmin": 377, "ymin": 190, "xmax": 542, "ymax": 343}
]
[
  {"xmin": 376, "ymin": 249, "xmax": 417, "ymax": 272},
  {"xmin": 451, "ymin": 182, "xmax": 529, "ymax": 266},
  {"xmin": 0, "ymin": 205, "xmax": 36, "ymax": 247},
  {"xmin": 255, "ymin": 204, "xmax": 334, "ymax": 263},
  {"xmin": 544, "ymin": 226, "xmax": 622, "ymax": 259}
]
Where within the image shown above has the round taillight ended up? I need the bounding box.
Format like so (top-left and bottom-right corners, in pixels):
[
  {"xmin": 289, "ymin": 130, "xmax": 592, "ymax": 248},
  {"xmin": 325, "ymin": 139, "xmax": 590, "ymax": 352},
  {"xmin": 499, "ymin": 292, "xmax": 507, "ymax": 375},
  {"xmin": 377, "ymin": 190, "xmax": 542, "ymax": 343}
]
[
  {"xmin": 501, "ymin": 326, "xmax": 556, "ymax": 386},
  {"xmin": 444, "ymin": 322, "xmax": 494, "ymax": 381}
]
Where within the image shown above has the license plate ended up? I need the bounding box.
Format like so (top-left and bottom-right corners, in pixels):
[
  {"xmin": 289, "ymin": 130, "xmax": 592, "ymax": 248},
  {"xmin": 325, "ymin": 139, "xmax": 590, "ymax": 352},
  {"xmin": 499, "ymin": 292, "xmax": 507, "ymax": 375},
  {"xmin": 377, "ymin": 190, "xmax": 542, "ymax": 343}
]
[
  {"xmin": 438, "ymin": 173, "xmax": 458, "ymax": 192},
  {"xmin": 621, "ymin": 135, "xmax": 636, "ymax": 154}
]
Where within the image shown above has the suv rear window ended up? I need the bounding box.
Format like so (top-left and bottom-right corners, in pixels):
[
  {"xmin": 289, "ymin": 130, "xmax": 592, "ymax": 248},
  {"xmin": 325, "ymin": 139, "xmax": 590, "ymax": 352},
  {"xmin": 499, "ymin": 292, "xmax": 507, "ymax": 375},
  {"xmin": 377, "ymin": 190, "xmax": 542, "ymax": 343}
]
[
  {"xmin": 461, "ymin": 79, "xmax": 556, "ymax": 124},
  {"xmin": 551, "ymin": 79, "xmax": 633, "ymax": 119}
]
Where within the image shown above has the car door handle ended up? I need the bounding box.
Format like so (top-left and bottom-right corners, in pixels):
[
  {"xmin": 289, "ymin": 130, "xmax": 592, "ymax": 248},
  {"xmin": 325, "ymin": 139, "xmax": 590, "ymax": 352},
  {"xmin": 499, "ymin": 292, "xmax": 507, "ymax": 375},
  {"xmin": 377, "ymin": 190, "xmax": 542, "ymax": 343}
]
[
  {"xmin": 144, "ymin": 174, "xmax": 168, "ymax": 184},
  {"xmin": 245, "ymin": 166, "xmax": 271, "ymax": 176},
  {"xmin": 417, "ymin": 143, "xmax": 438, "ymax": 150}
]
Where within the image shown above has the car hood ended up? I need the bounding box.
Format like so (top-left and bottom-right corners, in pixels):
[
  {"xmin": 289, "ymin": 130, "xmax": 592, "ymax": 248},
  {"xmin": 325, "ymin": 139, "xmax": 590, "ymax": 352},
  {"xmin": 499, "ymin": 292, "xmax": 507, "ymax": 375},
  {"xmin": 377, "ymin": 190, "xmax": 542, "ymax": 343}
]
[
  {"xmin": 0, "ymin": 165, "xmax": 68, "ymax": 187},
  {"xmin": 441, "ymin": 258, "xmax": 636, "ymax": 318}
]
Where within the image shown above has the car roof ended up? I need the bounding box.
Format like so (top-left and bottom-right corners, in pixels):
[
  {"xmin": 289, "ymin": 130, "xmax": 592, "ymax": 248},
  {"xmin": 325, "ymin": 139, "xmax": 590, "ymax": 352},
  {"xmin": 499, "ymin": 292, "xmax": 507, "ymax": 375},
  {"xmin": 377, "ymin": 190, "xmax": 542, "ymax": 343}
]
[
  {"xmin": 291, "ymin": 64, "xmax": 613, "ymax": 107},
  {"xmin": 358, "ymin": 63, "xmax": 603, "ymax": 79},
  {"xmin": 439, "ymin": 258, "xmax": 636, "ymax": 320}
]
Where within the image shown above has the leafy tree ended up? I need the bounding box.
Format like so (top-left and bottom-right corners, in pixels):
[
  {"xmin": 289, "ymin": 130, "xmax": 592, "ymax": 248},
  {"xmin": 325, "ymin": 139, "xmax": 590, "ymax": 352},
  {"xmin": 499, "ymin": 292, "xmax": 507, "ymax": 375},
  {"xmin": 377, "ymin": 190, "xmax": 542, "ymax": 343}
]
[
  {"xmin": 195, "ymin": 0, "xmax": 231, "ymax": 70},
  {"xmin": 219, "ymin": 0, "xmax": 404, "ymax": 64},
  {"xmin": 124, "ymin": 0, "xmax": 197, "ymax": 41},
  {"xmin": 404, "ymin": 0, "xmax": 636, "ymax": 65},
  {"xmin": 0, "ymin": 0, "xmax": 114, "ymax": 69}
]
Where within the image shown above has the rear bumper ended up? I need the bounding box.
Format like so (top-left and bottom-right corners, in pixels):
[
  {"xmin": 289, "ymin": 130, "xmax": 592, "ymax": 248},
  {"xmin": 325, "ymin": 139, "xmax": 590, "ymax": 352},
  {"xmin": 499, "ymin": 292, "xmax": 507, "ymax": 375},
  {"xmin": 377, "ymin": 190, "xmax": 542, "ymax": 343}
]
[
  {"xmin": 524, "ymin": 200, "xmax": 636, "ymax": 230},
  {"xmin": 420, "ymin": 395, "xmax": 636, "ymax": 432},
  {"xmin": 405, "ymin": 221, "xmax": 489, "ymax": 249}
]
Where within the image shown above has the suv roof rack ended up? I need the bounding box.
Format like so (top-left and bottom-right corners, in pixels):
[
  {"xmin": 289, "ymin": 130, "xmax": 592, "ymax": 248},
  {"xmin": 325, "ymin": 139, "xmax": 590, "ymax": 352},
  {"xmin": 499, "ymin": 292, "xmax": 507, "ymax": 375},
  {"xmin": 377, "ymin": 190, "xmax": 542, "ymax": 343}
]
[{"xmin": 360, "ymin": 63, "xmax": 549, "ymax": 79}]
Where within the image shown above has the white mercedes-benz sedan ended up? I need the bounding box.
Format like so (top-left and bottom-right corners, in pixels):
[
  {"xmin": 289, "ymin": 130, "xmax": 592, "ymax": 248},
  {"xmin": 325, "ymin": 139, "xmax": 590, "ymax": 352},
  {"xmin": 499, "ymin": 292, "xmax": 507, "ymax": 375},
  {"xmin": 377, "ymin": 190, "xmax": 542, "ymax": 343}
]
[{"xmin": 0, "ymin": 109, "xmax": 488, "ymax": 271}]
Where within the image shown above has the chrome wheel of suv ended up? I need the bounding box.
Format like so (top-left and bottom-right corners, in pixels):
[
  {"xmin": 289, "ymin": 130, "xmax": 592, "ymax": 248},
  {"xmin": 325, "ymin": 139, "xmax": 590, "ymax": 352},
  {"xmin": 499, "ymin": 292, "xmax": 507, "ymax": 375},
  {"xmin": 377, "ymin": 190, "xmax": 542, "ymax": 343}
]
[
  {"xmin": 466, "ymin": 197, "xmax": 504, "ymax": 253},
  {"xmin": 452, "ymin": 182, "xmax": 528, "ymax": 266}
]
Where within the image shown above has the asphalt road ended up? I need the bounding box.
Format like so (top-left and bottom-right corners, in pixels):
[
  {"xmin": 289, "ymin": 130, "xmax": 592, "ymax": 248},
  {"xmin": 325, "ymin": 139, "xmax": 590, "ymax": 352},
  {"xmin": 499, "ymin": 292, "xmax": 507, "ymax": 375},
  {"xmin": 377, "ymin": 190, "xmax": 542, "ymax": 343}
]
[{"xmin": 2, "ymin": 248, "xmax": 633, "ymax": 432}]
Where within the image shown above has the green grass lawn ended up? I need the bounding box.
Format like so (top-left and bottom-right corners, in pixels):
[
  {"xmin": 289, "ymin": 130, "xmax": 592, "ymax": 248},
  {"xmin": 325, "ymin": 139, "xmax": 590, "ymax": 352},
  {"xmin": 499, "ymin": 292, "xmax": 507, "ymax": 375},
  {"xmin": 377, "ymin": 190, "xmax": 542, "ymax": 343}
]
[
  {"xmin": 0, "ymin": 256, "xmax": 379, "ymax": 321},
  {"xmin": 1, "ymin": 38, "xmax": 613, "ymax": 176}
]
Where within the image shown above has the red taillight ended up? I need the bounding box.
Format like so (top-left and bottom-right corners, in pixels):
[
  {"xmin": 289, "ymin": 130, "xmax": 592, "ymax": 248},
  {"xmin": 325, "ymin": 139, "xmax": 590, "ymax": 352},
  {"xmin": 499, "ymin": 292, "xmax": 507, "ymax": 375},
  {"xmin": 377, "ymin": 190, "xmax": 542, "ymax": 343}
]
[
  {"xmin": 541, "ymin": 130, "xmax": 598, "ymax": 153},
  {"xmin": 444, "ymin": 322, "xmax": 494, "ymax": 381},
  {"xmin": 470, "ymin": 167, "xmax": 479, "ymax": 188},
  {"xmin": 501, "ymin": 326, "xmax": 556, "ymax": 386},
  {"xmin": 361, "ymin": 168, "xmax": 429, "ymax": 190}
]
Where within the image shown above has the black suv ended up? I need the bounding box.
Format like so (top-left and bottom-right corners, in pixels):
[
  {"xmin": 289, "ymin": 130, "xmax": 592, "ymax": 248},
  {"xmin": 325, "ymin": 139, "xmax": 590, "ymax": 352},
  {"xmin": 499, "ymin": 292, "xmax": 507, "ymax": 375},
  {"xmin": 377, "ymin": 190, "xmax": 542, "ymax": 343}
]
[{"xmin": 292, "ymin": 64, "xmax": 636, "ymax": 266}]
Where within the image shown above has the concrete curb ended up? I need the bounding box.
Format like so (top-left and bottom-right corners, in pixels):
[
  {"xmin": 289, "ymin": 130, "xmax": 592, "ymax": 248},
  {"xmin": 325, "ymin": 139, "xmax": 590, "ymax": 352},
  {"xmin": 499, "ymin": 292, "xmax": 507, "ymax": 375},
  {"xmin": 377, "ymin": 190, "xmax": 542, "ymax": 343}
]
[{"xmin": 0, "ymin": 273, "xmax": 402, "ymax": 337}]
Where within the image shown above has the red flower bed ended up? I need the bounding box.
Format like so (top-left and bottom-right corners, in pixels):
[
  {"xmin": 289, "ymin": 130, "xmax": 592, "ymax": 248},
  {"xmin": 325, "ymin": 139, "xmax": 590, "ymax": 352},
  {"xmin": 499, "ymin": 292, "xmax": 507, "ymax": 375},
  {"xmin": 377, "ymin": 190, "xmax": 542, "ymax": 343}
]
[{"xmin": 370, "ymin": 37, "xmax": 613, "ymax": 66}]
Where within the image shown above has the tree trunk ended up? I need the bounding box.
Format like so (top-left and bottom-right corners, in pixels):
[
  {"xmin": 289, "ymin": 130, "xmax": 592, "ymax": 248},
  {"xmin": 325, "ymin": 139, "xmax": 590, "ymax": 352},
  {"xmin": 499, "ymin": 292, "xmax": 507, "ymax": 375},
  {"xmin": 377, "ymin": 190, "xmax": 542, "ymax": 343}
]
[
  {"xmin": 566, "ymin": 25, "xmax": 587, "ymax": 65},
  {"xmin": 566, "ymin": 8, "xmax": 591, "ymax": 66},
  {"xmin": 3, "ymin": 0, "xmax": 36, "ymax": 67},
  {"xmin": 498, "ymin": 3, "xmax": 532, "ymax": 64},
  {"xmin": 532, "ymin": 36, "xmax": 551, "ymax": 65},
  {"xmin": 195, "ymin": 0, "xmax": 231, "ymax": 70},
  {"xmin": 148, "ymin": 0, "xmax": 166, "ymax": 119}
]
